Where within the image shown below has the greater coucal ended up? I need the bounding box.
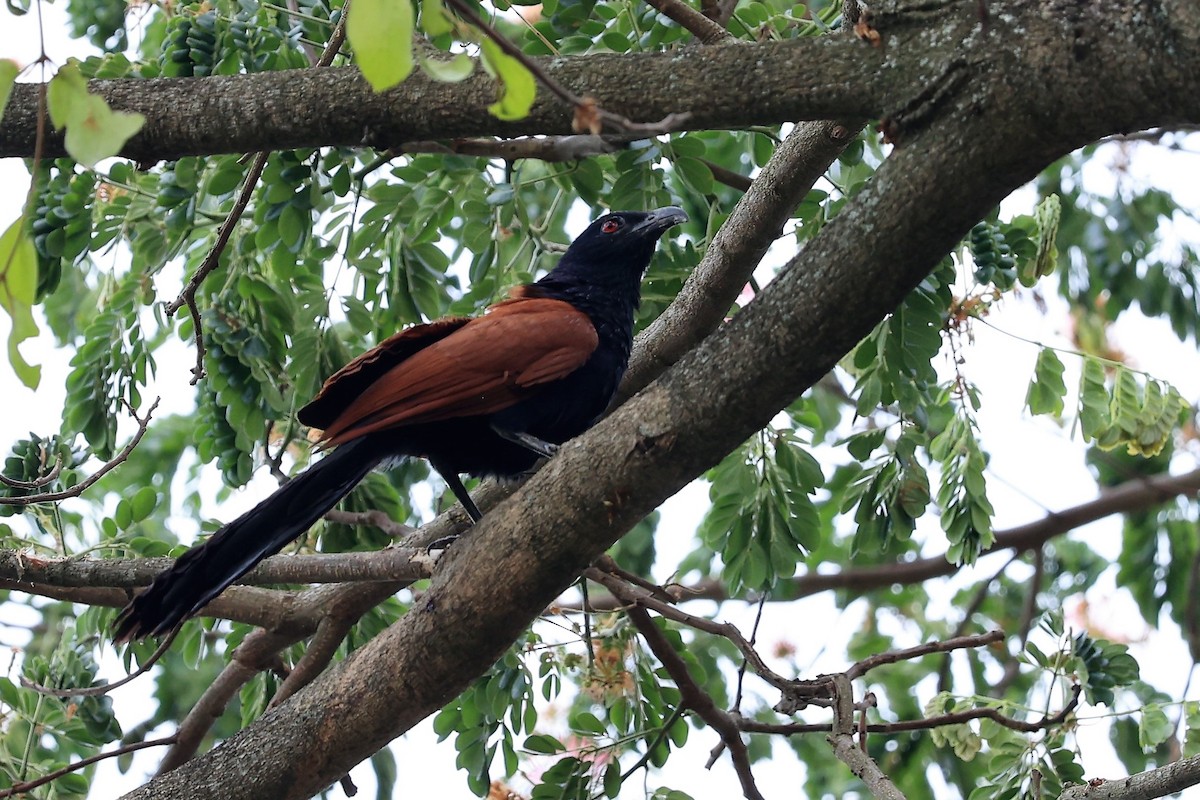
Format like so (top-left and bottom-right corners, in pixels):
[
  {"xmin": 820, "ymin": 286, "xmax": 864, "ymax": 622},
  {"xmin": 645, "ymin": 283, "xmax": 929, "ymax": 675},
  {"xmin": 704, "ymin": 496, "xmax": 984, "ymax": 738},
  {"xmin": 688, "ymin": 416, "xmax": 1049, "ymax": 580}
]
[{"xmin": 113, "ymin": 206, "xmax": 687, "ymax": 641}]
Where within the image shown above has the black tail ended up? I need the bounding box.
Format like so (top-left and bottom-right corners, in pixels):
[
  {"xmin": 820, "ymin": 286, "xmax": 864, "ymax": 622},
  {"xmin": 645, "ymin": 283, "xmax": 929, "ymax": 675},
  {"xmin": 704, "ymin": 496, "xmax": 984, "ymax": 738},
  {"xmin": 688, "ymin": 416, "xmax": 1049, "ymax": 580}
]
[{"xmin": 114, "ymin": 438, "xmax": 386, "ymax": 642}]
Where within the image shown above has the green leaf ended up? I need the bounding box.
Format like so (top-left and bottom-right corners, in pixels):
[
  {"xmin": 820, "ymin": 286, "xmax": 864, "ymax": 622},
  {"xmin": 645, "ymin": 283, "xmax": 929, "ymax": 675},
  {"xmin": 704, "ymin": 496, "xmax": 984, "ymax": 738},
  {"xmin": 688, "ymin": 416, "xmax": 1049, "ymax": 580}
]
[
  {"xmin": 523, "ymin": 733, "xmax": 565, "ymax": 754},
  {"xmin": 1026, "ymin": 347, "xmax": 1067, "ymax": 416},
  {"xmin": 0, "ymin": 216, "xmax": 41, "ymax": 388},
  {"xmin": 1078, "ymin": 357, "xmax": 1110, "ymax": 439},
  {"xmin": 1139, "ymin": 703, "xmax": 1173, "ymax": 750},
  {"xmin": 1030, "ymin": 193, "xmax": 1061, "ymax": 284},
  {"xmin": 480, "ymin": 38, "xmax": 536, "ymax": 120},
  {"xmin": 674, "ymin": 157, "xmax": 714, "ymax": 196},
  {"xmin": 0, "ymin": 59, "xmax": 17, "ymax": 125},
  {"xmin": 46, "ymin": 61, "xmax": 144, "ymax": 167},
  {"xmin": 421, "ymin": 0, "xmax": 455, "ymax": 37},
  {"xmin": 418, "ymin": 52, "xmax": 475, "ymax": 83},
  {"xmin": 1183, "ymin": 702, "xmax": 1200, "ymax": 758},
  {"xmin": 130, "ymin": 486, "xmax": 157, "ymax": 521},
  {"xmin": 349, "ymin": 0, "xmax": 415, "ymax": 91}
]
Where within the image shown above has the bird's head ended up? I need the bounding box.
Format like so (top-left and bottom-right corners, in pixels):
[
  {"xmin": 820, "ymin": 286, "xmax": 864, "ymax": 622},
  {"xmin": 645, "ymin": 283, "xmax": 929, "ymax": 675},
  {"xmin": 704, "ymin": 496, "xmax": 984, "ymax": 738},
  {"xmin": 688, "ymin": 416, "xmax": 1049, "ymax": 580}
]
[{"xmin": 544, "ymin": 206, "xmax": 689, "ymax": 290}]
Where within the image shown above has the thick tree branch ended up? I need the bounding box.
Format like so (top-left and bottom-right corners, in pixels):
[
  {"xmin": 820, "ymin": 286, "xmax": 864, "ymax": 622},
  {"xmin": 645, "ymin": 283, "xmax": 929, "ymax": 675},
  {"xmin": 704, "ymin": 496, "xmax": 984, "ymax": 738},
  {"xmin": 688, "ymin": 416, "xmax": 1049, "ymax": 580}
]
[
  {"xmin": 1, "ymin": 40, "xmax": 885, "ymax": 161},
  {"xmin": 0, "ymin": 546, "xmax": 432, "ymax": 591},
  {"xmin": 1060, "ymin": 753, "xmax": 1200, "ymax": 800}
]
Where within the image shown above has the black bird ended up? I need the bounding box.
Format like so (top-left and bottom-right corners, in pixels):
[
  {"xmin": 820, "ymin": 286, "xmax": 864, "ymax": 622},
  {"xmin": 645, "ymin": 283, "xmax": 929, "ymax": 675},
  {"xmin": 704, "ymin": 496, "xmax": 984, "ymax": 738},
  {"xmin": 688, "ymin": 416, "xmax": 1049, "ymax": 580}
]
[{"xmin": 114, "ymin": 206, "xmax": 687, "ymax": 642}]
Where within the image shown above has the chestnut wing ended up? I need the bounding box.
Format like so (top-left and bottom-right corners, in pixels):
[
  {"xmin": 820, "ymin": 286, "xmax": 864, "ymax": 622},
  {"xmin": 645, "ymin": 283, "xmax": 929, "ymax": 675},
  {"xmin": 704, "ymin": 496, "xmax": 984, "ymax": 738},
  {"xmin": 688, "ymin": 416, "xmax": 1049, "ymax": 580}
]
[
  {"xmin": 312, "ymin": 298, "xmax": 598, "ymax": 446},
  {"xmin": 298, "ymin": 317, "xmax": 471, "ymax": 432}
]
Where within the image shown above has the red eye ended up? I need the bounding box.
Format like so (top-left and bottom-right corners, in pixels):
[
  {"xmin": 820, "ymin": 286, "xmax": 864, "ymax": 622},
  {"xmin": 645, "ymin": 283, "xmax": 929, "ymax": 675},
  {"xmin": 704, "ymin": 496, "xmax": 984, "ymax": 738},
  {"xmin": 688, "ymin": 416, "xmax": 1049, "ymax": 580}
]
[{"xmin": 600, "ymin": 219, "xmax": 621, "ymax": 233}]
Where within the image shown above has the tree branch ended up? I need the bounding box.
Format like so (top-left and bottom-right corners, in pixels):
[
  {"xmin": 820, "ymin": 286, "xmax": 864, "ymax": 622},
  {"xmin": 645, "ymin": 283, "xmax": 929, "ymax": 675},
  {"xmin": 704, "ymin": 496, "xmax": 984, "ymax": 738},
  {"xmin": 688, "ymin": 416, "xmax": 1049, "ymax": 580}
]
[
  {"xmin": 0, "ymin": 40, "xmax": 886, "ymax": 161},
  {"xmin": 575, "ymin": 467, "xmax": 1200, "ymax": 610},
  {"xmin": 0, "ymin": 737, "xmax": 177, "ymax": 799},
  {"xmin": 827, "ymin": 673, "xmax": 908, "ymax": 800},
  {"xmin": 0, "ymin": 546, "xmax": 432, "ymax": 591},
  {"xmin": 1060, "ymin": 752, "xmax": 1200, "ymax": 800},
  {"xmin": 0, "ymin": 398, "xmax": 159, "ymax": 506},
  {"xmin": 619, "ymin": 118, "xmax": 862, "ymax": 399},
  {"xmin": 642, "ymin": 0, "xmax": 735, "ymax": 44},
  {"xmin": 625, "ymin": 604, "xmax": 765, "ymax": 800}
]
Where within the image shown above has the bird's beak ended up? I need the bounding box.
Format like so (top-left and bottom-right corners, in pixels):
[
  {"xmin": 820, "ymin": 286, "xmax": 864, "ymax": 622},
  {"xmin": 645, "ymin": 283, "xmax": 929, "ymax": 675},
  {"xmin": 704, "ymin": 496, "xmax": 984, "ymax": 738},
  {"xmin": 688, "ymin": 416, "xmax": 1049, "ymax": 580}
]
[{"xmin": 633, "ymin": 206, "xmax": 689, "ymax": 235}]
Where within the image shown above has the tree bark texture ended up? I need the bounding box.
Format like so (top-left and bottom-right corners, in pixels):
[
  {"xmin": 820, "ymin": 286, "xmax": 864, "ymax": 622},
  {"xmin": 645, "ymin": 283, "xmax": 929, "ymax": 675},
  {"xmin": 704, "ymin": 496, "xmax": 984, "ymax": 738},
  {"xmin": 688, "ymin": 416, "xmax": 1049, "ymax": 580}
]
[{"xmin": 2, "ymin": 1, "xmax": 1197, "ymax": 162}]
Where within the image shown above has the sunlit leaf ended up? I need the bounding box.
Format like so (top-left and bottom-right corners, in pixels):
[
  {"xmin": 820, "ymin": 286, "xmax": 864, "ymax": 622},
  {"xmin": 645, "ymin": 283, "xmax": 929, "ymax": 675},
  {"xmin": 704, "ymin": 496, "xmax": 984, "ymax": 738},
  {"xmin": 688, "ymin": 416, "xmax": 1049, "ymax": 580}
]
[
  {"xmin": 479, "ymin": 39, "xmax": 536, "ymax": 120},
  {"xmin": 46, "ymin": 61, "xmax": 144, "ymax": 166},
  {"xmin": 421, "ymin": 0, "xmax": 455, "ymax": 37},
  {"xmin": 1026, "ymin": 347, "xmax": 1066, "ymax": 416},
  {"xmin": 348, "ymin": 0, "xmax": 415, "ymax": 91},
  {"xmin": 0, "ymin": 59, "xmax": 18, "ymax": 125},
  {"xmin": 0, "ymin": 216, "xmax": 41, "ymax": 388}
]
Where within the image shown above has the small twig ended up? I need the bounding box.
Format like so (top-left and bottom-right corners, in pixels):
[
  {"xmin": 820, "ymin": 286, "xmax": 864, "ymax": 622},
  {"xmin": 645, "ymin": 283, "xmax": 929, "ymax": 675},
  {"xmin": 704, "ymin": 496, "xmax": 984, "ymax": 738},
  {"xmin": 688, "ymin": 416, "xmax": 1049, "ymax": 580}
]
[
  {"xmin": 826, "ymin": 674, "xmax": 908, "ymax": 800},
  {"xmin": 323, "ymin": 509, "xmax": 415, "ymax": 539},
  {"xmin": 734, "ymin": 594, "xmax": 767, "ymax": 711},
  {"xmin": 620, "ymin": 705, "xmax": 686, "ymax": 780},
  {"xmin": 701, "ymin": 158, "xmax": 753, "ymax": 192},
  {"xmin": 583, "ymin": 566, "xmax": 793, "ymax": 692},
  {"xmin": 315, "ymin": 0, "xmax": 351, "ymax": 68},
  {"xmin": 641, "ymin": 0, "xmax": 733, "ymax": 43},
  {"xmin": 0, "ymin": 456, "xmax": 62, "ymax": 490},
  {"xmin": 0, "ymin": 398, "xmax": 160, "ymax": 506},
  {"xmin": 165, "ymin": 151, "xmax": 268, "ymax": 383},
  {"xmin": 593, "ymin": 555, "xmax": 676, "ymax": 604},
  {"xmin": 626, "ymin": 605, "xmax": 765, "ymax": 800},
  {"xmin": 846, "ymin": 630, "xmax": 1004, "ymax": 680},
  {"xmin": 0, "ymin": 736, "xmax": 177, "ymax": 798},
  {"xmin": 859, "ymin": 691, "xmax": 875, "ymax": 751},
  {"xmin": 777, "ymin": 631, "xmax": 1007, "ymax": 714},
  {"xmin": 20, "ymin": 629, "xmax": 178, "ymax": 697},
  {"xmin": 440, "ymin": 0, "xmax": 690, "ymax": 135},
  {"xmin": 742, "ymin": 683, "xmax": 1082, "ymax": 736},
  {"xmin": 993, "ymin": 548, "xmax": 1045, "ymax": 696},
  {"xmin": 937, "ymin": 558, "xmax": 1015, "ymax": 692},
  {"xmin": 164, "ymin": 5, "xmax": 349, "ymax": 383},
  {"xmin": 580, "ymin": 578, "xmax": 594, "ymax": 668},
  {"xmin": 263, "ymin": 425, "xmax": 289, "ymax": 484}
]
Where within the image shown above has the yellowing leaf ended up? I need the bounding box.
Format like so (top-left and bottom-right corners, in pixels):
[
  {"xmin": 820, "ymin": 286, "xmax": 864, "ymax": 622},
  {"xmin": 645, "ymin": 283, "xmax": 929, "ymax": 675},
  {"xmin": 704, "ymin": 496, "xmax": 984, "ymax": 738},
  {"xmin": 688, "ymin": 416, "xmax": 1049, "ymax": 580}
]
[
  {"xmin": 0, "ymin": 59, "xmax": 18, "ymax": 126},
  {"xmin": 479, "ymin": 39, "xmax": 535, "ymax": 121},
  {"xmin": 418, "ymin": 52, "xmax": 475, "ymax": 83},
  {"xmin": 349, "ymin": 0, "xmax": 415, "ymax": 91},
  {"xmin": 47, "ymin": 61, "xmax": 144, "ymax": 167},
  {"xmin": 0, "ymin": 217, "xmax": 42, "ymax": 388}
]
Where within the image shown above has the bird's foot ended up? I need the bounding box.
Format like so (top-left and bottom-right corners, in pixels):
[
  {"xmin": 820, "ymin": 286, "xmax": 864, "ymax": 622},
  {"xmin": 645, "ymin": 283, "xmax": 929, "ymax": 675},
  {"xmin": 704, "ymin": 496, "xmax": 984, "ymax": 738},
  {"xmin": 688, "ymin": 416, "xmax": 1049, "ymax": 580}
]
[{"xmin": 493, "ymin": 427, "xmax": 560, "ymax": 459}]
